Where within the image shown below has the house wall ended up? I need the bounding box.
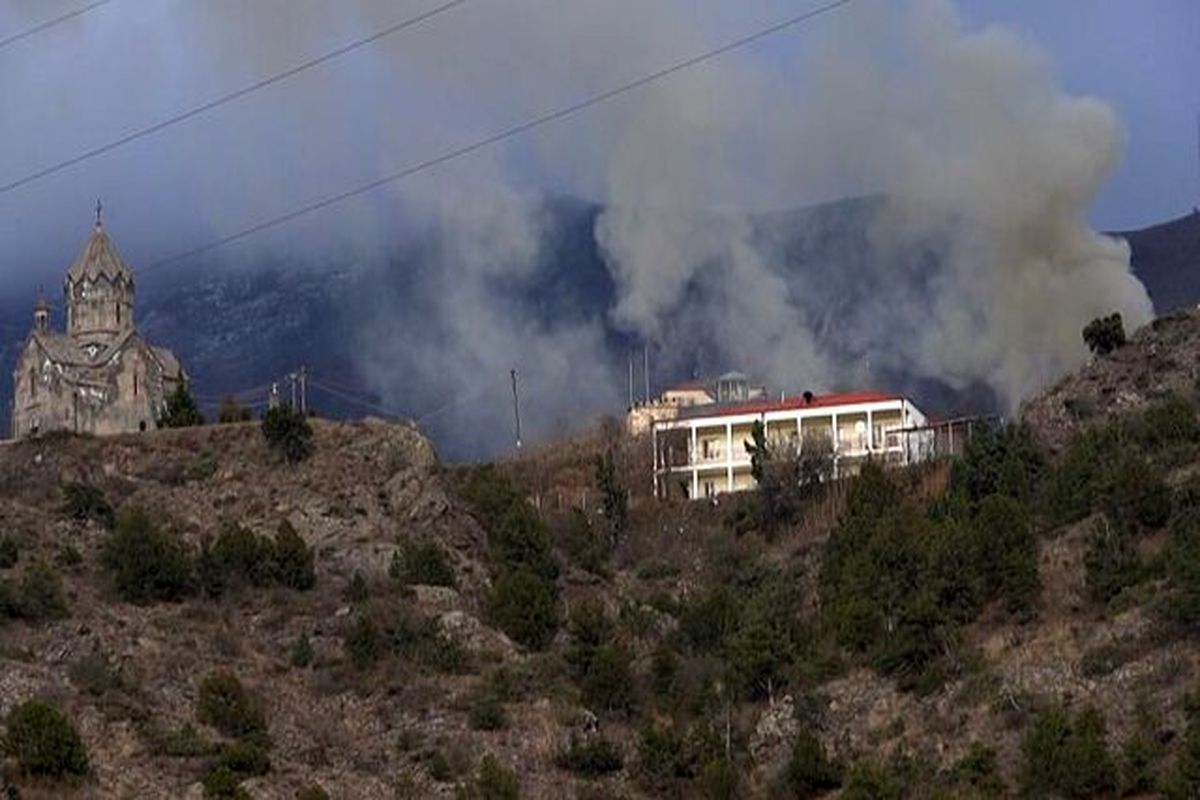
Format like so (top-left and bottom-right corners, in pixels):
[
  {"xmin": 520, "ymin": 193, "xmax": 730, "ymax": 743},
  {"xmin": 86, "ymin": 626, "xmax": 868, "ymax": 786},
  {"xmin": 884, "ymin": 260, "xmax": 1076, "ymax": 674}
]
[{"xmin": 653, "ymin": 399, "xmax": 923, "ymax": 498}]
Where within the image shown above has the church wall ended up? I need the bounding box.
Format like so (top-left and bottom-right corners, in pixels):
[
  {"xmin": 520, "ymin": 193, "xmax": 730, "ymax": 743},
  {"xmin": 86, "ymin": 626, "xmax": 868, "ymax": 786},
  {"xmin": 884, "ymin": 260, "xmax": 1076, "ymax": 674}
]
[
  {"xmin": 12, "ymin": 343, "xmax": 75, "ymax": 437},
  {"xmin": 11, "ymin": 341, "xmax": 170, "ymax": 437},
  {"xmin": 66, "ymin": 276, "xmax": 133, "ymax": 339}
]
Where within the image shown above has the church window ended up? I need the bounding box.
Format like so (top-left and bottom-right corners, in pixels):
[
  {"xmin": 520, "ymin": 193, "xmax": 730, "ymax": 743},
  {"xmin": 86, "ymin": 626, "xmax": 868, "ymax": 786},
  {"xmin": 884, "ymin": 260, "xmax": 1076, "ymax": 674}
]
[
  {"xmin": 29, "ymin": 368, "xmax": 36, "ymax": 399},
  {"xmin": 134, "ymin": 373, "xmax": 139, "ymax": 397},
  {"xmin": 116, "ymin": 303, "xmax": 121, "ymax": 324}
]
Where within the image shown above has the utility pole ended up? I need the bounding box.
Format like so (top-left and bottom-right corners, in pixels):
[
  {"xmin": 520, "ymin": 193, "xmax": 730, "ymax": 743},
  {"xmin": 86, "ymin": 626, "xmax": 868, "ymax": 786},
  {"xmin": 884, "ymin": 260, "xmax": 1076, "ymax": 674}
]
[
  {"xmin": 299, "ymin": 366, "xmax": 307, "ymax": 415},
  {"xmin": 643, "ymin": 346, "xmax": 650, "ymax": 403},
  {"xmin": 289, "ymin": 371, "xmax": 297, "ymax": 409},
  {"xmin": 511, "ymin": 369, "xmax": 522, "ymax": 450}
]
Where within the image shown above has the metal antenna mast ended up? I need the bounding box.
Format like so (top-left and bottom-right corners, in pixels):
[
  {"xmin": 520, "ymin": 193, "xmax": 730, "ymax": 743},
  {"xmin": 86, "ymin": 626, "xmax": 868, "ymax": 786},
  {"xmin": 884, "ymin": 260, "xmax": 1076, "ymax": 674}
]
[
  {"xmin": 628, "ymin": 355, "xmax": 634, "ymax": 408},
  {"xmin": 511, "ymin": 369, "xmax": 522, "ymax": 450}
]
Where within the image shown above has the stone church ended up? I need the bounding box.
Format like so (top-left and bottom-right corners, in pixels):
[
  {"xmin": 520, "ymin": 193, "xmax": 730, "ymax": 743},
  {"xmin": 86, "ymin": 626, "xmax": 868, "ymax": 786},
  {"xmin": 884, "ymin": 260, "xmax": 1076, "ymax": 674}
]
[{"xmin": 10, "ymin": 216, "xmax": 186, "ymax": 437}]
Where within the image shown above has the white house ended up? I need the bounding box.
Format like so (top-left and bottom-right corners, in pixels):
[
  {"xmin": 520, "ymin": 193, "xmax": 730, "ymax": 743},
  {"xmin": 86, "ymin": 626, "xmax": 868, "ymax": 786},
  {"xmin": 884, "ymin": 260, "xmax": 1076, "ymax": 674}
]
[{"xmin": 651, "ymin": 390, "xmax": 930, "ymax": 499}]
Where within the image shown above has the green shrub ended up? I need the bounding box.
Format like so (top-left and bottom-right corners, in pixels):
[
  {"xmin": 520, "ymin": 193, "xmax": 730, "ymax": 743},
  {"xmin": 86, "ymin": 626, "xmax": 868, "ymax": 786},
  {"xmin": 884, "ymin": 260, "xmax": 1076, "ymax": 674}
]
[
  {"xmin": 261, "ymin": 403, "xmax": 314, "ymax": 463},
  {"xmin": 840, "ymin": 759, "xmax": 905, "ymax": 800},
  {"xmin": 390, "ymin": 538, "xmax": 455, "ymax": 588},
  {"xmin": 580, "ymin": 644, "xmax": 635, "ymax": 713},
  {"xmin": 633, "ymin": 720, "xmax": 725, "ymax": 791},
  {"xmin": 945, "ymin": 743, "xmax": 1006, "ymax": 797},
  {"xmin": 344, "ymin": 613, "xmax": 384, "ymax": 669},
  {"xmin": 214, "ymin": 738, "xmax": 270, "ymax": 776},
  {"xmin": 1043, "ymin": 424, "xmax": 1123, "ymax": 526},
  {"xmin": 558, "ymin": 509, "xmax": 610, "ymax": 575},
  {"xmin": 1134, "ymin": 394, "xmax": 1200, "ymax": 451},
  {"xmin": 970, "ymin": 494, "xmax": 1040, "ymax": 617},
  {"xmin": 8, "ymin": 560, "xmax": 69, "ymax": 622},
  {"xmin": 1083, "ymin": 313, "xmax": 1126, "ymax": 356},
  {"xmin": 102, "ymin": 508, "xmax": 192, "ymax": 603},
  {"xmin": 595, "ymin": 449, "xmax": 629, "ymax": 544},
  {"xmin": 61, "ymin": 482, "xmax": 115, "ymax": 529},
  {"xmin": 159, "ymin": 382, "xmax": 205, "ymax": 428},
  {"xmin": 1020, "ymin": 705, "xmax": 1116, "ymax": 799},
  {"xmin": 0, "ymin": 534, "xmax": 18, "ymax": 569},
  {"xmin": 218, "ymin": 396, "xmax": 254, "ymax": 424},
  {"xmin": 296, "ymin": 784, "xmax": 330, "ymax": 800},
  {"xmin": 469, "ymin": 753, "xmax": 520, "ymax": 800},
  {"xmin": 488, "ymin": 569, "xmax": 559, "ymax": 651},
  {"xmin": 3, "ymin": 700, "xmax": 89, "ymax": 777},
  {"xmin": 344, "ymin": 571, "xmax": 369, "ymax": 604},
  {"xmin": 699, "ymin": 756, "xmax": 740, "ymax": 800},
  {"xmin": 459, "ymin": 465, "xmax": 558, "ymax": 583},
  {"xmin": 197, "ymin": 671, "xmax": 267, "ymax": 742},
  {"xmin": 782, "ymin": 731, "xmax": 842, "ymax": 797},
  {"xmin": 201, "ymin": 764, "xmax": 250, "ymax": 799},
  {"xmin": 468, "ymin": 693, "xmax": 507, "ymax": 731},
  {"xmin": 1084, "ymin": 520, "xmax": 1140, "ymax": 604},
  {"xmin": 1101, "ymin": 453, "xmax": 1172, "ymax": 531},
  {"xmin": 152, "ymin": 722, "xmax": 215, "ymax": 757},
  {"xmin": 273, "ymin": 520, "xmax": 315, "ymax": 590},
  {"xmin": 197, "ymin": 524, "xmax": 274, "ymax": 596},
  {"xmin": 1165, "ymin": 506, "xmax": 1200, "ymax": 630},
  {"xmin": 1162, "ymin": 697, "xmax": 1200, "ymax": 799},
  {"xmin": 554, "ymin": 736, "xmax": 624, "ymax": 776},
  {"xmin": 1121, "ymin": 729, "xmax": 1162, "ymax": 796},
  {"xmin": 950, "ymin": 422, "xmax": 1045, "ymax": 510},
  {"xmin": 290, "ymin": 633, "xmax": 314, "ymax": 668}
]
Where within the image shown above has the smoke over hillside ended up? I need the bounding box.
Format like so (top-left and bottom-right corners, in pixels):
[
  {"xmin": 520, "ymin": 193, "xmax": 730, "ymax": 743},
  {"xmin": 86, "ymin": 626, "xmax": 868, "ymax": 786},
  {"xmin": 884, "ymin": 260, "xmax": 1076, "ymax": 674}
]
[{"xmin": 0, "ymin": 0, "xmax": 1154, "ymax": 455}]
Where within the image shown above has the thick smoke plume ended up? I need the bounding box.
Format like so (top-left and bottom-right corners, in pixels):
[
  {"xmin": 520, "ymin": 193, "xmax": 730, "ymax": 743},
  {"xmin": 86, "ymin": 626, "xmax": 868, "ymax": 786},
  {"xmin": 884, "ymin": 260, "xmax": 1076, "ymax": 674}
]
[
  {"xmin": 592, "ymin": 0, "xmax": 1152, "ymax": 410},
  {"xmin": 0, "ymin": 0, "xmax": 1154, "ymax": 456}
]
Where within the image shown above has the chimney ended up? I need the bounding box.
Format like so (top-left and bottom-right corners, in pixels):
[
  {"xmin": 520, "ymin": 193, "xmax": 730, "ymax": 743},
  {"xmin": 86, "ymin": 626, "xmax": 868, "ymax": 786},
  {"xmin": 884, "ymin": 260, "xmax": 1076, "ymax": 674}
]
[{"xmin": 803, "ymin": 390, "xmax": 814, "ymax": 404}]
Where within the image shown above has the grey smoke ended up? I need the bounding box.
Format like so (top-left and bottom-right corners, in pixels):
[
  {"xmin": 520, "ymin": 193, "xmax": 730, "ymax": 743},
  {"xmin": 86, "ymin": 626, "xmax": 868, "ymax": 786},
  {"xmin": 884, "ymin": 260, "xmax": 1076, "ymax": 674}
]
[{"xmin": 0, "ymin": 0, "xmax": 1154, "ymax": 456}]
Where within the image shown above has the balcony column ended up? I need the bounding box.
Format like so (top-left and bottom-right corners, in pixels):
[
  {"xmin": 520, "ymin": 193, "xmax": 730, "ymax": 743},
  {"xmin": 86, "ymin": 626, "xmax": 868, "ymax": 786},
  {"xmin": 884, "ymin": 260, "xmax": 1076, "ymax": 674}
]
[
  {"xmin": 651, "ymin": 424, "xmax": 659, "ymax": 498},
  {"xmin": 831, "ymin": 412, "xmax": 839, "ymax": 480},
  {"xmin": 867, "ymin": 409, "xmax": 874, "ymax": 454},
  {"xmin": 690, "ymin": 424, "xmax": 699, "ymax": 499},
  {"xmin": 725, "ymin": 421, "xmax": 734, "ymax": 493}
]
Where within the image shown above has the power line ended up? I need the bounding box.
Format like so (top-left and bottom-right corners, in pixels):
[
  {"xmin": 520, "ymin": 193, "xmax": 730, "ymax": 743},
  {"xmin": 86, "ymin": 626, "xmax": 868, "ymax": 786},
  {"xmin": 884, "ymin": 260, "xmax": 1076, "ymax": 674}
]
[
  {"xmin": 0, "ymin": 0, "xmax": 114, "ymax": 52},
  {"xmin": 139, "ymin": 0, "xmax": 855, "ymax": 273},
  {"xmin": 0, "ymin": 0, "xmax": 469, "ymax": 195}
]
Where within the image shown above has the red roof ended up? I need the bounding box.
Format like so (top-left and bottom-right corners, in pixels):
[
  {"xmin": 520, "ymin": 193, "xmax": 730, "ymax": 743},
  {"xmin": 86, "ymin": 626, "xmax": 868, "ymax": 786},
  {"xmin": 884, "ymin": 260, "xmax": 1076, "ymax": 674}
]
[{"xmin": 677, "ymin": 390, "xmax": 902, "ymax": 420}]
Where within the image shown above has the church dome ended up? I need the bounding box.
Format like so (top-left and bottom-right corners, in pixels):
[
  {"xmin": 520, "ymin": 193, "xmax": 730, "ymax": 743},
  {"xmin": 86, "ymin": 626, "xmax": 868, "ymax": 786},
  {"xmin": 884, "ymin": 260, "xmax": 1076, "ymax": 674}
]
[{"xmin": 66, "ymin": 222, "xmax": 134, "ymax": 287}]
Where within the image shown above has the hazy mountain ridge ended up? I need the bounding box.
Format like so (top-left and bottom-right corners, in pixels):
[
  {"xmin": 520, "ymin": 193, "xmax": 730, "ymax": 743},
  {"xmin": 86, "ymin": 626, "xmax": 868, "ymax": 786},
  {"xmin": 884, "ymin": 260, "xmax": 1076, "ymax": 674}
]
[{"xmin": 2, "ymin": 198, "xmax": 1196, "ymax": 456}]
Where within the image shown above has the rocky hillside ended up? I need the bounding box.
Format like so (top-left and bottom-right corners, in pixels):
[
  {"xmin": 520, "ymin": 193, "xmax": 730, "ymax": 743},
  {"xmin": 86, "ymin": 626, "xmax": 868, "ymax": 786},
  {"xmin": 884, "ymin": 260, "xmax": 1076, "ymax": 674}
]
[{"xmin": 1, "ymin": 312, "xmax": 1200, "ymax": 798}]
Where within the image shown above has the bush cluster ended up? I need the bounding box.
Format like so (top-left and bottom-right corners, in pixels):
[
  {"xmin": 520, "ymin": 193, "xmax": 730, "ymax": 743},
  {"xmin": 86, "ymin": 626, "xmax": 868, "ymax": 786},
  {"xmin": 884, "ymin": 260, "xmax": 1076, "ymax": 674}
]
[
  {"xmin": 0, "ymin": 559, "xmax": 69, "ymax": 622},
  {"xmin": 198, "ymin": 520, "xmax": 316, "ymax": 597},
  {"xmin": 565, "ymin": 601, "xmax": 635, "ymax": 713},
  {"xmin": 61, "ymin": 482, "xmax": 115, "ymax": 529},
  {"xmin": 389, "ymin": 538, "xmax": 456, "ymax": 587},
  {"xmin": 159, "ymin": 382, "xmax": 205, "ymax": 428},
  {"xmin": 554, "ymin": 735, "xmax": 624, "ymax": 776},
  {"xmin": 261, "ymin": 403, "xmax": 314, "ymax": 463},
  {"xmin": 3, "ymin": 700, "xmax": 89, "ymax": 778},
  {"xmin": 0, "ymin": 534, "xmax": 19, "ymax": 569},
  {"xmin": 1020, "ymin": 704, "xmax": 1116, "ymax": 799},
  {"xmin": 102, "ymin": 508, "xmax": 192, "ymax": 603},
  {"xmin": 459, "ymin": 466, "xmax": 560, "ymax": 650},
  {"xmin": 342, "ymin": 605, "xmax": 470, "ymax": 673},
  {"xmin": 822, "ymin": 452, "xmax": 1039, "ymax": 691}
]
